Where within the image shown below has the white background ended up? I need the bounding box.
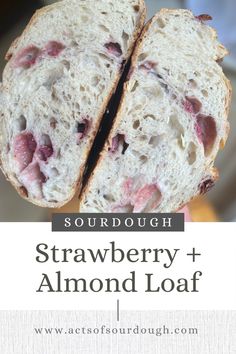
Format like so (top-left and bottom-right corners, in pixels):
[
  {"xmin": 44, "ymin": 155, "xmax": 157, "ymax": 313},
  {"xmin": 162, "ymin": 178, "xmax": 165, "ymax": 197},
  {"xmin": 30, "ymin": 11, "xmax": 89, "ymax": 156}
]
[{"xmin": 0, "ymin": 223, "xmax": 235, "ymax": 311}]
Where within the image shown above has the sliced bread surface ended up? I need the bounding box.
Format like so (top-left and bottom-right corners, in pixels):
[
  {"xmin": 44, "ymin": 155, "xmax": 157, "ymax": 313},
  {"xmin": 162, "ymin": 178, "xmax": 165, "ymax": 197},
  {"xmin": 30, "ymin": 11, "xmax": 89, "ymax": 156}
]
[
  {"xmin": 79, "ymin": 9, "xmax": 231, "ymax": 213},
  {"xmin": 0, "ymin": 0, "xmax": 146, "ymax": 207}
]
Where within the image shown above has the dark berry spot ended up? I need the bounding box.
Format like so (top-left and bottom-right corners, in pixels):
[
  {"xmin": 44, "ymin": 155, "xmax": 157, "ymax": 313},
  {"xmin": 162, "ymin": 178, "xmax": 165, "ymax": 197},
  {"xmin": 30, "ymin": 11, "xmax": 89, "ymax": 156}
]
[
  {"xmin": 19, "ymin": 186, "xmax": 28, "ymax": 198},
  {"xmin": 37, "ymin": 146, "xmax": 53, "ymax": 161},
  {"xmin": 122, "ymin": 141, "xmax": 129, "ymax": 155},
  {"xmin": 77, "ymin": 123, "xmax": 86, "ymax": 133},
  {"xmin": 184, "ymin": 96, "xmax": 202, "ymax": 114},
  {"xmin": 76, "ymin": 118, "xmax": 90, "ymax": 142},
  {"xmin": 196, "ymin": 114, "xmax": 217, "ymax": 156},
  {"xmin": 133, "ymin": 5, "xmax": 140, "ymax": 12},
  {"xmin": 45, "ymin": 41, "xmax": 65, "ymax": 57},
  {"xmin": 104, "ymin": 42, "xmax": 122, "ymax": 57},
  {"xmin": 14, "ymin": 46, "xmax": 41, "ymax": 69},
  {"xmin": 195, "ymin": 14, "xmax": 213, "ymax": 22},
  {"xmin": 199, "ymin": 178, "xmax": 215, "ymax": 194},
  {"xmin": 109, "ymin": 134, "xmax": 129, "ymax": 154}
]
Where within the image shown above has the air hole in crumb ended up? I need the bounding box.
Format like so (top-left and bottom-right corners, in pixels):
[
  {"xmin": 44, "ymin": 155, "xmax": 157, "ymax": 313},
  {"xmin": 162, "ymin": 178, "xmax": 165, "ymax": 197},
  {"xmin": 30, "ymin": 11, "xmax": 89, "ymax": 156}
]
[
  {"xmin": 122, "ymin": 31, "xmax": 129, "ymax": 50},
  {"xmin": 189, "ymin": 79, "xmax": 197, "ymax": 88},
  {"xmin": 103, "ymin": 194, "xmax": 115, "ymax": 202},
  {"xmin": 91, "ymin": 76, "xmax": 100, "ymax": 86},
  {"xmin": 61, "ymin": 60, "xmax": 70, "ymax": 70},
  {"xmin": 201, "ymin": 89, "xmax": 208, "ymax": 97},
  {"xmin": 99, "ymin": 24, "xmax": 110, "ymax": 33},
  {"xmin": 157, "ymin": 18, "xmax": 165, "ymax": 28},
  {"xmin": 138, "ymin": 53, "xmax": 149, "ymax": 62},
  {"xmin": 140, "ymin": 155, "xmax": 148, "ymax": 163},
  {"xmin": 133, "ymin": 120, "xmax": 140, "ymax": 129},
  {"xmin": 144, "ymin": 114, "xmax": 156, "ymax": 120},
  {"xmin": 50, "ymin": 167, "xmax": 59, "ymax": 177},
  {"xmin": 131, "ymin": 81, "xmax": 139, "ymax": 92},
  {"xmin": 149, "ymin": 135, "xmax": 161, "ymax": 148},
  {"xmin": 50, "ymin": 118, "xmax": 57, "ymax": 129},
  {"xmin": 187, "ymin": 142, "xmax": 197, "ymax": 165},
  {"xmin": 140, "ymin": 135, "xmax": 148, "ymax": 141},
  {"xmin": 16, "ymin": 115, "xmax": 27, "ymax": 131},
  {"xmin": 40, "ymin": 134, "xmax": 51, "ymax": 146}
]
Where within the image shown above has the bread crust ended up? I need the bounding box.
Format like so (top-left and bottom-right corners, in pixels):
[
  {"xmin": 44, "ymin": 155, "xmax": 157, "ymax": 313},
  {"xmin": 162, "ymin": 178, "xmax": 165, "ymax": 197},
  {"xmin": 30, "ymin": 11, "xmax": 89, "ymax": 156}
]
[
  {"xmin": 78, "ymin": 8, "xmax": 232, "ymax": 212},
  {"xmin": 0, "ymin": 0, "xmax": 147, "ymax": 208}
]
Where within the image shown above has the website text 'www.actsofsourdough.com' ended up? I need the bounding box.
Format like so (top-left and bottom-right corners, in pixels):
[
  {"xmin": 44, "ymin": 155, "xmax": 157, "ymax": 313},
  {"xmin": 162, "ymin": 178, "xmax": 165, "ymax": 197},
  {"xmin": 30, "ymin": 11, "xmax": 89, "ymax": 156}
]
[{"xmin": 34, "ymin": 325, "xmax": 198, "ymax": 337}]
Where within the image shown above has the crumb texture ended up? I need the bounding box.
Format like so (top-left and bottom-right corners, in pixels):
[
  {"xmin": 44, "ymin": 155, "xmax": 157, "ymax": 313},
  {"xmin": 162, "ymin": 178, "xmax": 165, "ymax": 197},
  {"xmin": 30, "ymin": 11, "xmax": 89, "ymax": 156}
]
[
  {"xmin": 0, "ymin": 0, "xmax": 145, "ymax": 207},
  {"xmin": 80, "ymin": 9, "xmax": 230, "ymax": 213}
]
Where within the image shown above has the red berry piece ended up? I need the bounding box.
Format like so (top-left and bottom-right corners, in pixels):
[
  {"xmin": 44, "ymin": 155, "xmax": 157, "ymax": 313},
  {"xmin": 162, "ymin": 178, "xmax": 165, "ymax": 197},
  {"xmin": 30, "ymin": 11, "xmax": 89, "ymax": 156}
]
[
  {"xmin": 184, "ymin": 96, "xmax": 202, "ymax": 114},
  {"xmin": 45, "ymin": 41, "xmax": 65, "ymax": 57},
  {"xmin": 109, "ymin": 134, "xmax": 129, "ymax": 154},
  {"xmin": 196, "ymin": 114, "xmax": 217, "ymax": 155},
  {"xmin": 37, "ymin": 145, "xmax": 53, "ymax": 162},
  {"xmin": 132, "ymin": 184, "xmax": 162, "ymax": 213},
  {"xmin": 104, "ymin": 42, "xmax": 122, "ymax": 57},
  {"xmin": 199, "ymin": 178, "xmax": 215, "ymax": 194},
  {"xmin": 14, "ymin": 132, "xmax": 37, "ymax": 171},
  {"xmin": 14, "ymin": 46, "xmax": 41, "ymax": 69}
]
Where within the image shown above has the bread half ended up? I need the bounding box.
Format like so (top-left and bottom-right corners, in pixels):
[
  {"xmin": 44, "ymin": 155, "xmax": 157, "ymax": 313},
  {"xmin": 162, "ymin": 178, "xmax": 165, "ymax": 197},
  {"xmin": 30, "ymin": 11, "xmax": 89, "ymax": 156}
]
[
  {"xmin": 0, "ymin": 0, "xmax": 146, "ymax": 207},
  {"xmin": 79, "ymin": 9, "xmax": 231, "ymax": 213}
]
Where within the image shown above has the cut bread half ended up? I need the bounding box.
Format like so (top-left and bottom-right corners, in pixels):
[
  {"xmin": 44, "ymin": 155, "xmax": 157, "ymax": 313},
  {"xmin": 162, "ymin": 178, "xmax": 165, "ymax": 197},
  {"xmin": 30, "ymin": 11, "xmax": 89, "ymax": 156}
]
[
  {"xmin": 0, "ymin": 0, "xmax": 146, "ymax": 207},
  {"xmin": 79, "ymin": 9, "xmax": 232, "ymax": 213}
]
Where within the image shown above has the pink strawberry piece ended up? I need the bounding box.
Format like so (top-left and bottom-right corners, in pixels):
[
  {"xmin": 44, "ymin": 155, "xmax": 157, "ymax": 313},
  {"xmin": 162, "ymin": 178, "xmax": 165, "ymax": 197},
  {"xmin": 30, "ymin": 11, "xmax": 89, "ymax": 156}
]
[
  {"xmin": 109, "ymin": 134, "xmax": 129, "ymax": 154},
  {"xmin": 199, "ymin": 178, "xmax": 215, "ymax": 194},
  {"xmin": 195, "ymin": 14, "xmax": 213, "ymax": 22},
  {"xmin": 132, "ymin": 184, "xmax": 162, "ymax": 213},
  {"xmin": 14, "ymin": 132, "xmax": 37, "ymax": 172},
  {"xmin": 104, "ymin": 42, "xmax": 122, "ymax": 57},
  {"xmin": 196, "ymin": 114, "xmax": 217, "ymax": 155},
  {"xmin": 184, "ymin": 96, "xmax": 202, "ymax": 114},
  {"xmin": 123, "ymin": 178, "xmax": 134, "ymax": 199},
  {"xmin": 37, "ymin": 145, "xmax": 53, "ymax": 162},
  {"xmin": 20, "ymin": 163, "xmax": 46, "ymax": 199},
  {"xmin": 45, "ymin": 41, "xmax": 65, "ymax": 57},
  {"xmin": 14, "ymin": 46, "xmax": 41, "ymax": 69},
  {"xmin": 110, "ymin": 135, "xmax": 120, "ymax": 153},
  {"xmin": 21, "ymin": 163, "xmax": 46, "ymax": 183}
]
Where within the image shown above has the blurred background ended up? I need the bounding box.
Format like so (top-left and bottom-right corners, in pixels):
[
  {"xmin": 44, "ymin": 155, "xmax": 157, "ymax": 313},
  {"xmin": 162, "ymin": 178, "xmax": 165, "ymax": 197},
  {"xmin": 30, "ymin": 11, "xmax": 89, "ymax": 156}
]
[{"xmin": 0, "ymin": 0, "xmax": 235, "ymax": 221}]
